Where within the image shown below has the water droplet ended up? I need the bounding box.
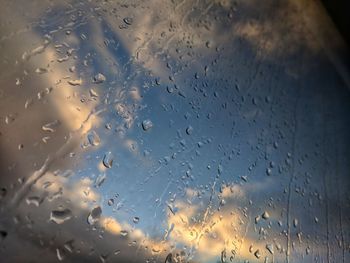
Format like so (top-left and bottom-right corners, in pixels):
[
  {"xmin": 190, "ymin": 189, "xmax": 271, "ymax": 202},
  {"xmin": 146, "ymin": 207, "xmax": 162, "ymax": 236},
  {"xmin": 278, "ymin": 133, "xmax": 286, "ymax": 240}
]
[
  {"xmin": 262, "ymin": 211, "xmax": 270, "ymax": 219},
  {"xmin": 42, "ymin": 120, "xmax": 60, "ymax": 132},
  {"xmin": 297, "ymin": 232, "xmax": 302, "ymax": 243},
  {"xmin": 254, "ymin": 249, "xmax": 261, "ymax": 259},
  {"xmin": 89, "ymin": 88, "xmax": 99, "ymax": 98},
  {"xmin": 5, "ymin": 114, "xmax": 16, "ymax": 124},
  {"xmin": 31, "ymin": 44, "xmax": 47, "ymax": 55},
  {"xmin": 56, "ymin": 248, "xmax": 66, "ymax": 261},
  {"xmin": 186, "ymin": 126, "xmax": 193, "ymax": 135},
  {"xmin": 266, "ymin": 244, "xmax": 274, "ymax": 254},
  {"xmin": 94, "ymin": 174, "xmax": 106, "ymax": 187},
  {"xmin": 59, "ymin": 170, "xmax": 74, "ymax": 178},
  {"xmin": 41, "ymin": 136, "xmax": 50, "ymax": 143},
  {"xmin": 94, "ymin": 73, "xmax": 106, "ymax": 84},
  {"xmin": 152, "ymin": 247, "xmax": 160, "ymax": 253},
  {"xmin": 123, "ymin": 17, "xmax": 133, "ymax": 25},
  {"xmin": 24, "ymin": 99, "xmax": 33, "ymax": 109},
  {"xmin": 107, "ymin": 199, "xmax": 114, "ymax": 206},
  {"xmin": 221, "ymin": 249, "xmax": 227, "ymax": 262},
  {"xmin": 255, "ymin": 215, "xmax": 260, "ymax": 224},
  {"xmin": 100, "ymin": 254, "xmax": 109, "ymax": 263},
  {"xmin": 133, "ymin": 217, "xmax": 140, "ymax": 224},
  {"xmin": 306, "ymin": 246, "xmax": 310, "ymax": 255},
  {"xmin": 68, "ymin": 79, "xmax": 82, "ymax": 86},
  {"xmin": 165, "ymin": 253, "xmax": 173, "ymax": 263},
  {"xmin": 266, "ymin": 168, "xmax": 272, "ymax": 176},
  {"xmin": 42, "ymin": 181, "xmax": 52, "ymax": 189},
  {"xmin": 105, "ymin": 123, "xmax": 112, "ymax": 130},
  {"xmin": 293, "ymin": 218, "xmax": 298, "ymax": 228},
  {"xmin": 241, "ymin": 175, "xmax": 248, "ymax": 182},
  {"xmin": 206, "ymin": 41, "xmax": 212, "ymax": 48},
  {"xmin": 50, "ymin": 209, "xmax": 72, "ymax": 224},
  {"xmin": 63, "ymin": 240, "xmax": 74, "ymax": 253},
  {"xmin": 57, "ymin": 55, "xmax": 69, "ymax": 62},
  {"xmin": 265, "ymin": 96, "xmax": 272, "ymax": 103},
  {"xmin": 219, "ymin": 199, "xmax": 226, "ymax": 206},
  {"xmin": 218, "ymin": 164, "xmax": 223, "ymax": 174},
  {"xmin": 35, "ymin": 67, "xmax": 48, "ymax": 74},
  {"xmin": 103, "ymin": 152, "xmax": 113, "ymax": 168},
  {"xmin": 87, "ymin": 130, "xmax": 100, "ymax": 146},
  {"xmin": 87, "ymin": 206, "xmax": 102, "ymax": 225},
  {"xmin": 142, "ymin": 119, "xmax": 153, "ymax": 131},
  {"xmin": 120, "ymin": 230, "xmax": 128, "ymax": 237},
  {"xmin": 167, "ymin": 203, "xmax": 178, "ymax": 215},
  {"xmin": 26, "ymin": 196, "xmax": 42, "ymax": 207}
]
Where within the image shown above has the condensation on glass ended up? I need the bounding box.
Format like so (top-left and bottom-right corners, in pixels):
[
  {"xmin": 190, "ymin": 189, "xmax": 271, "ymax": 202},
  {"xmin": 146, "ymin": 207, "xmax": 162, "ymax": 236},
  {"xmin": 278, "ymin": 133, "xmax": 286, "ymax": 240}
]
[{"xmin": 0, "ymin": 0, "xmax": 349, "ymax": 262}]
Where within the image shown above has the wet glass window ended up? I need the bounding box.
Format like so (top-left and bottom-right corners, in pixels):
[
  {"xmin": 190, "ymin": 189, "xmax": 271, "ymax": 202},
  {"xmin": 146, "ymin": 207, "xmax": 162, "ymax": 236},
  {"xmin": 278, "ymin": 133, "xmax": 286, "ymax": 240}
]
[{"xmin": 0, "ymin": 1, "xmax": 349, "ymax": 262}]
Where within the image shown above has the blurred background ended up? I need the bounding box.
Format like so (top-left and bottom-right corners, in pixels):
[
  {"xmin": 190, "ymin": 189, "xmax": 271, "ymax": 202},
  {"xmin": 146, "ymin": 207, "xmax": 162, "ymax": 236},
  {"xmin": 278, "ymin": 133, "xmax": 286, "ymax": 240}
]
[{"xmin": 0, "ymin": 0, "xmax": 349, "ymax": 262}]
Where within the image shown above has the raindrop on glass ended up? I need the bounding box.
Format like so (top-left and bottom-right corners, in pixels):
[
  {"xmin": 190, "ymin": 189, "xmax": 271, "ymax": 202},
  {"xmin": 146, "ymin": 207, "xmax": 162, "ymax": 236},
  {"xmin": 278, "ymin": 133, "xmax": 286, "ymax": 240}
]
[
  {"xmin": 87, "ymin": 206, "xmax": 102, "ymax": 225},
  {"xmin": 107, "ymin": 198, "xmax": 114, "ymax": 206},
  {"xmin": 42, "ymin": 120, "xmax": 60, "ymax": 132},
  {"xmin": 35, "ymin": 67, "xmax": 48, "ymax": 74},
  {"xmin": 186, "ymin": 126, "xmax": 193, "ymax": 135},
  {"xmin": 254, "ymin": 249, "xmax": 261, "ymax": 259},
  {"xmin": 25, "ymin": 196, "xmax": 42, "ymax": 207},
  {"xmin": 120, "ymin": 230, "xmax": 128, "ymax": 237},
  {"xmin": 68, "ymin": 79, "xmax": 82, "ymax": 86},
  {"xmin": 87, "ymin": 130, "xmax": 101, "ymax": 146},
  {"xmin": 103, "ymin": 152, "xmax": 113, "ymax": 168},
  {"xmin": 56, "ymin": 248, "xmax": 65, "ymax": 261},
  {"xmin": 142, "ymin": 119, "xmax": 153, "ymax": 131},
  {"xmin": 262, "ymin": 211, "xmax": 270, "ymax": 220},
  {"xmin": 50, "ymin": 209, "xmax": 72, "ymax": 224},
  {"xmin": 266, "ymin": 244, "xmax": 274, "ymax": 254},
  {"xmin": 123, "ymin": 17, "xmax": 133, "ymax": 25},
  {"xmin": 165, "ymin": 253, "xmax": 173, "ymax": 263},
  {"xmin": 94, "ymin": 73, "xmax": 106, "ymax": 84}
]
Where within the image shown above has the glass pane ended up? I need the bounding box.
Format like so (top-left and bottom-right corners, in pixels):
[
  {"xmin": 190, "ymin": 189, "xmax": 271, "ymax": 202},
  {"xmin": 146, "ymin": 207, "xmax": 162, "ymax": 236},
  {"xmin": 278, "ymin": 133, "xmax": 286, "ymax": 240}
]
[{"xmin": 0, "ymin": 1, "xmax": 349, "ymax": 262}]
